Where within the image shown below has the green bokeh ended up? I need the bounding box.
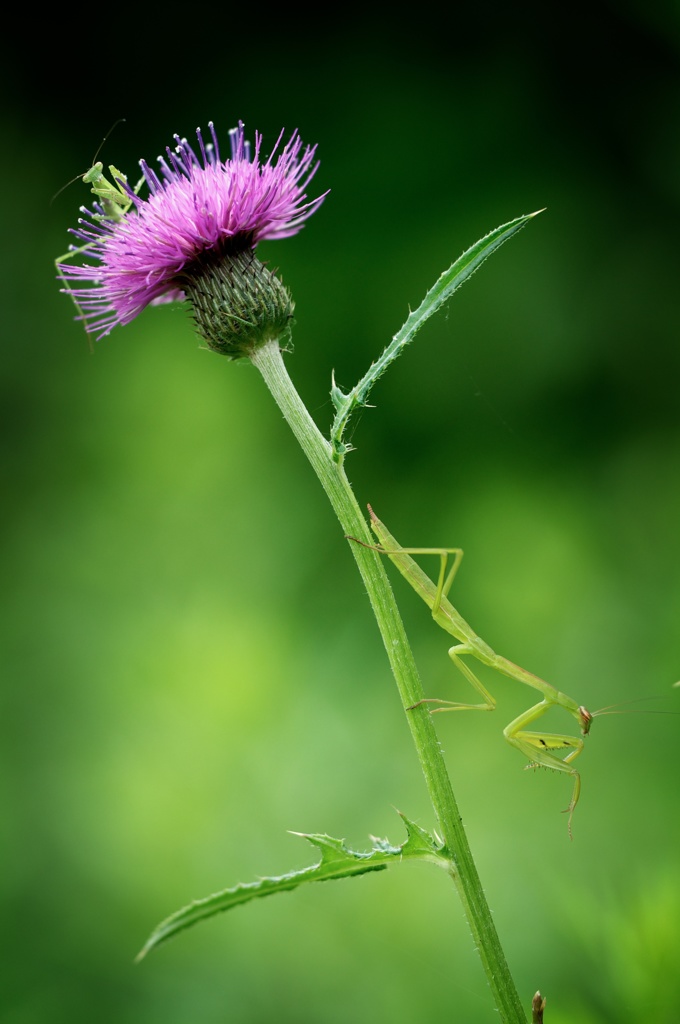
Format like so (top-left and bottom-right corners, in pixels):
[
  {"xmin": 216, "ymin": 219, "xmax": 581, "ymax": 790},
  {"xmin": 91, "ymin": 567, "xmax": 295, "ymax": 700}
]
[{"xmin": 2, "ymin": 7, "xmax": 680, "ymax": 1022}]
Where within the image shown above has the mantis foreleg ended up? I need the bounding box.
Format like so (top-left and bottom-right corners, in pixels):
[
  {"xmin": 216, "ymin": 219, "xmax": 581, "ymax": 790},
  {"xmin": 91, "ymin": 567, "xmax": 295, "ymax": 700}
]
[{"xmin": 503, "ymin": 700, "xmax": 584, "ymax": 836}]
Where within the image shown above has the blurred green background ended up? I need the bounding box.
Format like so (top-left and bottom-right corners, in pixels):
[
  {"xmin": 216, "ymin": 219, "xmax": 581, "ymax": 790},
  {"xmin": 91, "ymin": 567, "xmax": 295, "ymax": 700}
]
[{"xmin": 2, "ymin": 4, "xmax": 680, "ymax": 1022}]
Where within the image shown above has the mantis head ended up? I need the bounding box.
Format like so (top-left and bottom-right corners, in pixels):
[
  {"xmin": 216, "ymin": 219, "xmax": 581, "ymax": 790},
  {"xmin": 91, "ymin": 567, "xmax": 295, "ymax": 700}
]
[{"xmin": 578, "ymin": 705, "xmax": 593, "ymax": 735}]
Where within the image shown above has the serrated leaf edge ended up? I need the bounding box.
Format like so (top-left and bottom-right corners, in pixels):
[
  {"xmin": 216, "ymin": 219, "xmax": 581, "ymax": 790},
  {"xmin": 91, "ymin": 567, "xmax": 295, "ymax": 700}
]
[
  {"xmin": 136, "ymin": 812, "xmax": 450, "ymax": 961},
  {"xmin": 329, "ymin": 211, "xmax": 542, "ymax": 457}
]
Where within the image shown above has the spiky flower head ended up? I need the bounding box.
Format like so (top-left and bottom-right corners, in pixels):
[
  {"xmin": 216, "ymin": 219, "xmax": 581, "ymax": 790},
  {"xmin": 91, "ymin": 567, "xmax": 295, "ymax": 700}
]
[{"xmin": 58, "ymin": 122, "xmax": 327, "ymax": 357}]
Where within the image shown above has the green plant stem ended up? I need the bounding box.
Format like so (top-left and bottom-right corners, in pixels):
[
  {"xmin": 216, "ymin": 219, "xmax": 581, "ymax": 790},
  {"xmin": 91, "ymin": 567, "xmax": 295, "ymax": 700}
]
[{"xmin": 250, "ymin": 338, "xmax": 528, "ymax": 1024}]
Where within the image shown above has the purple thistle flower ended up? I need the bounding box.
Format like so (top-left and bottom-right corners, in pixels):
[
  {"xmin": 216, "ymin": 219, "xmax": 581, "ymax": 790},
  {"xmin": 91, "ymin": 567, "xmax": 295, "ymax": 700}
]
[{"xmin": 58, "ymin": 121, "xmax": 327, "ymax": 353}]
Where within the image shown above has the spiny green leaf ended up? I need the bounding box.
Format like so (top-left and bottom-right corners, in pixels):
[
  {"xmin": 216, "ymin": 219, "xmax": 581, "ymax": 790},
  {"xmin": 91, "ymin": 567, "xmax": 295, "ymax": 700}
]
[
  {"xmin": 136, "ymin": 812, "xmax": 449, "ymax": 961},
  {"xmin": 330, "ymin": 371, "xmax": 348, "ymax": 413},
  {"xmin": 330, "ymin": 210, "xmax": 543, "ymax": 459}
]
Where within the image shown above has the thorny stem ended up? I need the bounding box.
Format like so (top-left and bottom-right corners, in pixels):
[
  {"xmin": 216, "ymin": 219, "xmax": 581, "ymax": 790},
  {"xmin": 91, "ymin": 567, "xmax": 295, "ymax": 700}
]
[{"xmin": 250, "ymin": 338, "xmax": 529, "ymax": 1024}]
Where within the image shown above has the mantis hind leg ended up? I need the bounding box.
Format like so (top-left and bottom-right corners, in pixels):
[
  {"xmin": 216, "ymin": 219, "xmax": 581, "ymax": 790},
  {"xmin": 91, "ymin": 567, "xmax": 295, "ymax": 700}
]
[{"xmin": 503, "ymin": 700, "xmax": 584, "ymax": 838}]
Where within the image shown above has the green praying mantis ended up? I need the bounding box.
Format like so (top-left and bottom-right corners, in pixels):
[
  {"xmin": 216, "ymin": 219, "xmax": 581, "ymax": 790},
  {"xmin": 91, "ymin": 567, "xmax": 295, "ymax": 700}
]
[
  {"xmin": 54, "ymin": 160, "xmax": 141, "ymax": 269},
  {"xmin": 54, "ymin": 125, "xmax": 143, "ymax": 332},
  {"xmin": 351, "ymin": 505, "xmax": 596, "ymax": 838}
]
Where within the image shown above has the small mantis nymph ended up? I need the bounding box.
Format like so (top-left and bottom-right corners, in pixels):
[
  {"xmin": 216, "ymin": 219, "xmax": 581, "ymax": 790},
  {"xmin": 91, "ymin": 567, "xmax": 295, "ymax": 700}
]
[
  {"xmin": 352, "ymin": 506, "xmax": 594, "ymax": 837},
  {"xmin": 55, "ymin": 140, "xmax": 144, "ymax": 331},
  {"xmin": 55, "ymin": 160, "xmax": 141, "ymax": 256}
]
